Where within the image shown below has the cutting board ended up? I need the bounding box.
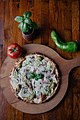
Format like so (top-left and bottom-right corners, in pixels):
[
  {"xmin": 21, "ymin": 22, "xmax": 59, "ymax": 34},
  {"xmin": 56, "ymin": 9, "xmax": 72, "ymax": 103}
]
[{"xmin": 0, "ymin": 44, "xmax": 80, "ymax": 114}]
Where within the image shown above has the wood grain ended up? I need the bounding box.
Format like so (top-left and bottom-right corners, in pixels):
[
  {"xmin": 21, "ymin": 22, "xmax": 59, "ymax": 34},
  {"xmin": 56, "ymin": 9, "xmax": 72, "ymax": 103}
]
[{"xmin": 0, "ymin": 0, "xmax": 80, "ymax": 119}]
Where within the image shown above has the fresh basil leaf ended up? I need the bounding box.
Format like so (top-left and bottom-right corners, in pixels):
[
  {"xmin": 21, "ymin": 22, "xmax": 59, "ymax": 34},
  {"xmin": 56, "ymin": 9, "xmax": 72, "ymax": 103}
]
[
  {"xmin": 22, "ymin": 23, "xmax": 29, "ymax": 33},
  {"xmin": 35, "ymin": 74, "xmax": 44, "ymax": 80},
  {"xmin": 24, "ymin": 18, "xmax": 32, "ymax": 24},
  {"xmin": 27, "ymin": 72, "xmax": 44, "ymax": 80},
  {"xmin": 23, "ymin": 11, "xmax": 32, "ymax": 18},
  {"xmin": 15, "ymin": 16, "xmax": 23, "ymax": 23},
  {"xmin": 18, "ymin": 22, "xmax": 24, "ymax": 31}
]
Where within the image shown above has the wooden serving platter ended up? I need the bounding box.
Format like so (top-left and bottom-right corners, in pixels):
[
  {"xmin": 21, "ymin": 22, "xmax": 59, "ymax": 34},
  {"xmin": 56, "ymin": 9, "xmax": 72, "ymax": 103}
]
[{"xmin": 0, "ymin": 44, "xmax": 80, "ymax": 114}]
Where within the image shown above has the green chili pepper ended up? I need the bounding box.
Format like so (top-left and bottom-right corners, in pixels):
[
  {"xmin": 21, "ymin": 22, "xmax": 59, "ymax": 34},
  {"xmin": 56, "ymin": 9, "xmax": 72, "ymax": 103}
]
[{"xmin": 51, "ymin": 31, "xmax": 77, "ymax": 52}]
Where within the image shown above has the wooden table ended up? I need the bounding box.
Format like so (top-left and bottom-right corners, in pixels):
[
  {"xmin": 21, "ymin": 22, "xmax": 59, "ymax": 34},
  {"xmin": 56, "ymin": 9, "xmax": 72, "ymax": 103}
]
[{"xmin": 0, "ymin": 0, "xmax": 80, "ymax": 120}]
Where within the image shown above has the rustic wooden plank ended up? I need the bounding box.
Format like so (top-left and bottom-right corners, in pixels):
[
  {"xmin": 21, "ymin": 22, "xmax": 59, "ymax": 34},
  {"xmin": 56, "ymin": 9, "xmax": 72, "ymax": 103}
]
[
  {"xmin": 33, "ymin": 0, "xmax": 41, "ymax": 44},
  {"xmin": 57, "ymin": 1, "xmax": 65, "ymax": 35},
  {"xmin": 0, "ymin": 2, "xmax": 4, "ymax": 45},
  {"xmin": 0, "ymin": 1, "xmax": 5, "ymax": 63},
  {"xmin": 7, "ymin": 105, "xmax": 15, "ymax": 120},
  {"xmin": 71, "ymin": 68, "xmax": 80, "ymax": 94},
  {"xmin": 63, "ymin": 29, "xmax": 72, "ymax": 59},
  {"xmin": 0, "ymin": 45, "xmax": 3, "ymax": 67},
  {"xmin": 25, "ymin": 114, "xmax": 42, "ymax": 120},
  {"xmin": 42, "ymin": 110, "xmax": 56, "ymax": 120},
  {"xmin": 1, "ymin": 1, "xmax": 20, "ymax": 120},
  {"xmin": 49, "ymin": 1, "xmax": 74, "ymax": 120},
  {"xmin": 63, "ymin": 93, "xmax": 73, "ymax": 120},
  {"xmin": 49, "ymin": 0, "xmax": 58, "ymax": 49},
  {"xmin": 0, "ymin": 0, "xmax": 80, "ymax": 120},
  {"xmin": 0, "ymin": 88, "xmax": 8, "ymax": 120},
  {"xmin": 61, "ymin": 0, "xmax": 80, "ymax": 59},
  {"xmin": 64, "ymin": 10, "xmax": 72, "ymax": 31},
  {"xmin": 23, "ymin": 114, "xmax": 43, "ymax": 120},
  {"xmin": 72, "ymin": 0, "xmax": 80, "ymax": 57},
  {"xmin": 49, "ymin": 0, "xmax": 75, "ymax": 59},
  {"xmin": 54, "ymin": 79, "xmax": 73, "ymax": 120},
  {"xmin": 0, "ymin": 1, "xmax": 6, "ymax": 116},
  {"xmin": 10, "ymin": 0, "xmax": 20, "ymax": 44},
  {"xmin": 15, "ymin": 109, "xmax": 23, "ymax": 120},
  {"xmin": 4, "ymin": 0, "xmax": 10, "ymax": 58},
  {"xmin": 73, "ymin": 93, "xmax": 80, "ymax": 120},
  {"xmin": 56, "ymin": 1, "xmax": 73, "ymax": 59},
  {"xmin": 19, "ymin": 0, "xmax": 28, "ymax": 45},
  {"xmin": 41, "ymin": 0, "xmax": 49, "ymax": 45},
  {"xmin": 72, "ymin": 68, "xmax": 80, "ymax": 119},
  {"xmin": 23, "ymin": 114, "xmax": 31, "ymax": 120},
  {"xmin": 9, "ymin": 3, "xmax": 23, "ymax": 119},
  {"xmin": 72, "ymin": 0, "xmax": 79, "ymax": 41},
  {"xmin": 0, "ymin": 2, "xmax": 8, "ymax": 120}
]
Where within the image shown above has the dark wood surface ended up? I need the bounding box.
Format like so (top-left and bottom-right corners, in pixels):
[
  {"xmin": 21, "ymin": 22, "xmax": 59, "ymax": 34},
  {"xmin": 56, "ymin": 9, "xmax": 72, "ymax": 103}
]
[{"xmin": 0, "ymin": 0, "xmax": 80, "ymax": 120}]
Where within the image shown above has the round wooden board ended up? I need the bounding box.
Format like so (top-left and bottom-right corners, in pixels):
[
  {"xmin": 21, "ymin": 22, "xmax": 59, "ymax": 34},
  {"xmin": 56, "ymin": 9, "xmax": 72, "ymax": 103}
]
[{"xmin": 1, "ymin": 44, "xmax": 79, "ymax": 114}]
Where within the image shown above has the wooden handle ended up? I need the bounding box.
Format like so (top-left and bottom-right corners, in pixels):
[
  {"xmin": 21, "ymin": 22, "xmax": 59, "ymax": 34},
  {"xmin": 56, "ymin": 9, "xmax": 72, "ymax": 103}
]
[
  {"xmin": 67, "ymin": 57, "xmax": 80, "ymax": 71},
  {"xmin": 59, "ymin": 57, "xmax": 80, "ymax": 75}
]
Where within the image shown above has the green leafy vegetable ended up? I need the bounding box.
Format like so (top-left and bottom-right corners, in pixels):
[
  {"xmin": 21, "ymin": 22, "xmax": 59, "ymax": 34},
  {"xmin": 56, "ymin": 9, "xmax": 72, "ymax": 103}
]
[
  {"xmin": 23, "ymin": 11, "xmax": 32, "ymax": 18},
  {"xmin": 15, "ymin": 16, "xmax": 23, "ymax": 23},
  {"xmin": 15, "ymin": 11, "xmax": 38, "ymax": 33},
  {"xmin": 35, "ymin": 74, "xmax": 44, "ymax": 80},
  {"xmin": 27, "ymin": 72, "xmax": 44, "ymax": 80}
]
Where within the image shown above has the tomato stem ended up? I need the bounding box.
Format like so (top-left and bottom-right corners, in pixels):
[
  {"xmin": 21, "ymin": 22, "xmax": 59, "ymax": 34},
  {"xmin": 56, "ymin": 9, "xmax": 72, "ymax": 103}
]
[{"xmin": 9, "ymin": 48, "xmax": 17, "ymax": 53}]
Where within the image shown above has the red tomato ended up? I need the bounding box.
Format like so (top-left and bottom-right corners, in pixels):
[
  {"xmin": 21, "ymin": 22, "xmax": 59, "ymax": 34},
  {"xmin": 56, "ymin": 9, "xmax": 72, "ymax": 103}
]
[{"xmin": 7, "ymin": 43, "xmax": 22, "ymax": 59}]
